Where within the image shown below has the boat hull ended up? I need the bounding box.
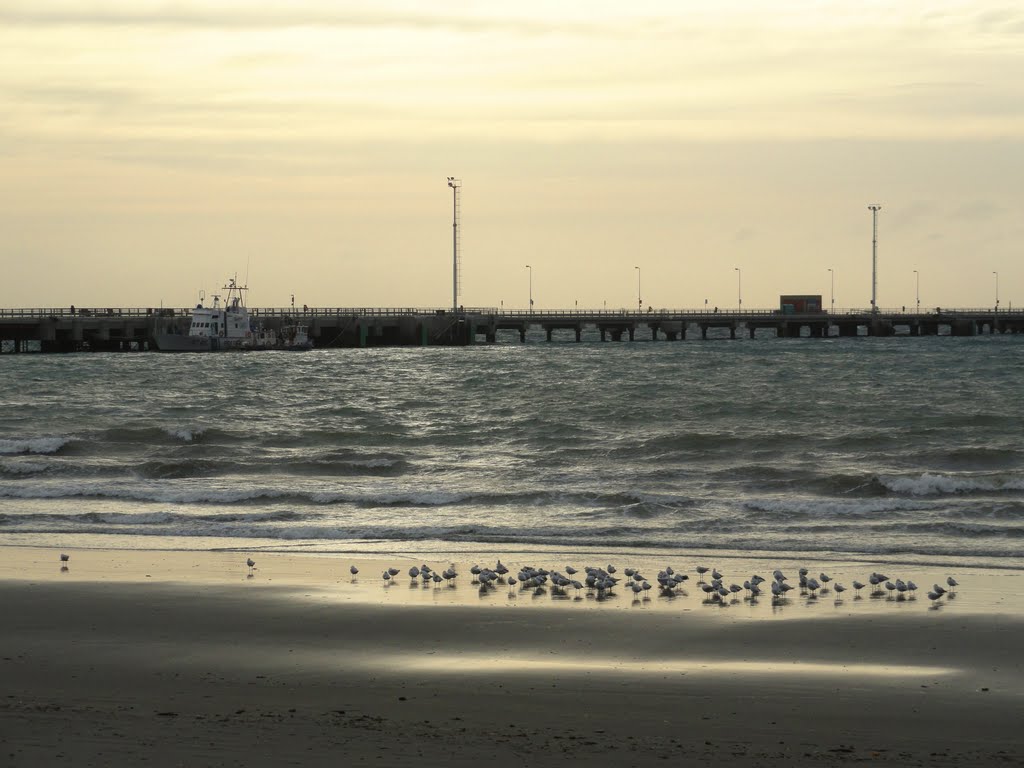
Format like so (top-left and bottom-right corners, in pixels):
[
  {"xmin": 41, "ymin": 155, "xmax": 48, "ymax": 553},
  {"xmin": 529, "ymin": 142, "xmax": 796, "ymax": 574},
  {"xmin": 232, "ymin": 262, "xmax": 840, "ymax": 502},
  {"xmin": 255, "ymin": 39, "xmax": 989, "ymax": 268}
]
[{"xmin": 152, "ymin": 334, "xmax": 213, "ymax": 352}]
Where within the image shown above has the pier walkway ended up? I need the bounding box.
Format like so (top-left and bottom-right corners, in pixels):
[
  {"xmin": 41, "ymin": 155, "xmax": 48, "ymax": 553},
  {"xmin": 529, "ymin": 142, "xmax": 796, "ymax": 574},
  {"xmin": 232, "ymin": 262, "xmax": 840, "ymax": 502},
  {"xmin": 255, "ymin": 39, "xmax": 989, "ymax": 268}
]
[{"xmin": 1, "ymin": 306, "xmax": 1021, "ymax": 352}]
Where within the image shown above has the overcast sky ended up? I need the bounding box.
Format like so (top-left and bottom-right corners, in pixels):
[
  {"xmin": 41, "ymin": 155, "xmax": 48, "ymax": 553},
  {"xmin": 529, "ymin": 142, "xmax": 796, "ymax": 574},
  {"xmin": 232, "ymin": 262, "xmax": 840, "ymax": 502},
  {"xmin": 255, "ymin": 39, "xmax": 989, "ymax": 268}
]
[{"xmin": 1, "ymin": 1, "xmax": 1022, "ymax": 310}]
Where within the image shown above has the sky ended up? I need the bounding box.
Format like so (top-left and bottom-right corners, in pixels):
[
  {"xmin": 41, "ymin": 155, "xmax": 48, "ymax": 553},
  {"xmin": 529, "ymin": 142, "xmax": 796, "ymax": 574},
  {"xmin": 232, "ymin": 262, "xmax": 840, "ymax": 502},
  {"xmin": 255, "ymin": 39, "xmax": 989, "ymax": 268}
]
[{"xmin": 1, "ymin": 1, "xmax": 1022, "ymax": 311}]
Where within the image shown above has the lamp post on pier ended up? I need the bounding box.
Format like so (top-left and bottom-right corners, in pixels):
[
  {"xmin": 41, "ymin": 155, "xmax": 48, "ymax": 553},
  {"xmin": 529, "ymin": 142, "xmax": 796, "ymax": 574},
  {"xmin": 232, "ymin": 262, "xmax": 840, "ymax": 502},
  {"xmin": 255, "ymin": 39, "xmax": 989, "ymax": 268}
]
[
  {"xmin": 635, "ymin": 266, "xmax": 641, "ymax": 313},
  {"xmin": 868, "ymin": 204, "xmax": 881, "ymax": 314},
  {"xmin": 525, "ymin": 265, "xmax": 533, "ymax": 313},
  {"xmin": 913, "ymin": 270, "xmax": 920, "ymax": 313},
  {"xmin": 735, "ymin": 267, "xmax": 742, "ymax": 311},
  {"xmin": 828, "ymin": 268, "xmax": 834, "ymax": 313},
  {"xmin": 447, "ymin": 177, "xmax": 461, "ymax": 312},
  {"xmin": 994, "ymin": 271, "xmax": 999, "ymax": 312}
]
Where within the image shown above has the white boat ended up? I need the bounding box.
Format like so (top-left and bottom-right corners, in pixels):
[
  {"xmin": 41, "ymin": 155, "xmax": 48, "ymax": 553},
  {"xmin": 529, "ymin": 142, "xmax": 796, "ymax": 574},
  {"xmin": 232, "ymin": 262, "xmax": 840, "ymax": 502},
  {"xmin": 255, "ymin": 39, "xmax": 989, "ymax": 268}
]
[{"xmin": 153, "ymin": 279, "xmax": 313, "ymax": 352}]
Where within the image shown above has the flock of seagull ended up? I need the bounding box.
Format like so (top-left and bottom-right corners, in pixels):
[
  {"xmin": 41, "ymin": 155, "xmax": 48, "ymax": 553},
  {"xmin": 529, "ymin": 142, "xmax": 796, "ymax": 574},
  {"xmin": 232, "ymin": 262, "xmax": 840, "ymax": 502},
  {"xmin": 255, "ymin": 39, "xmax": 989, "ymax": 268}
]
[
  {"xmin": 61, "ymin": 552, "xmax": 961, "ymax": 608},
  {"xmin": 341, "ymin": 559, "xmax": 961, "ymax": 608}
]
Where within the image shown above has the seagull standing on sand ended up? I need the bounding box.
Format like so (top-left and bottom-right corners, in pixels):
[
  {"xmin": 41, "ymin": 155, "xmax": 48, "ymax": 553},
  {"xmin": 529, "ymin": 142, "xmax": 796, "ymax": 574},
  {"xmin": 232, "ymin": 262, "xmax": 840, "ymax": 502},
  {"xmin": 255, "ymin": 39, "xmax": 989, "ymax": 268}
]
[
  {"xmin": 246, "ymin": 557, "xmax": 256, "ymax": 574},
  {"xmin": 946, "ymin": 576, "xmax": 958, "ymax": 592},
  {"xmin": 350, "ymin": 565, "xmax": 359, "ymax": 576},
  {"xmin": 60, "ymin": 553, "xmax": 70, "ymax": 564}
]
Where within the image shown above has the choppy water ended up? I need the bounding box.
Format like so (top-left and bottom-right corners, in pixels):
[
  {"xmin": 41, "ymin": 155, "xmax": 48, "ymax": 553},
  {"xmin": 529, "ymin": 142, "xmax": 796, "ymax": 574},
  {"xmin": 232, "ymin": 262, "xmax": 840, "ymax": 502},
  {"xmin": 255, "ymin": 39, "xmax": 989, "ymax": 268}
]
[{"xmin": 2, "ymin": 334, "xmax": 1023, "ymax": 568}]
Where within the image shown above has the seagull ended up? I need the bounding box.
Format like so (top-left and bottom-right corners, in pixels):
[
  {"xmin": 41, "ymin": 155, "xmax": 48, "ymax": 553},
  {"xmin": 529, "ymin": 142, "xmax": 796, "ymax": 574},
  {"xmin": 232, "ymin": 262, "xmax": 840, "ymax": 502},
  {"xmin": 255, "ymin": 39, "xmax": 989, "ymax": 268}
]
[
  {"xmin": 60, "ymin": 553, "xmax": 70, "ymax": 564},
  {"xmin": 946, "ymin": 576, "xmax": 958, "ymax": 592},
  {"xmin": 711, "ymin": 569, "xmax": 723, "ymax": 581},
  {"xmin": 851, "ymin": 580, "xmax": 865, "ymax": 593},
  {"xmin": 696, "ymin": 566, "xmax": 709, "ymax": 580},
  {"xmin": 349, "ymin": 565, "xmax": 359, "ymax": 577},
  {"xmin": 819, "ymin": 573, "xmax": 832, "ymax": 584},
  {"xmin": 246, "ymin": 557, "xmax": 255, "ymax": 573},
  {"xmin": 834, "ymin": 583, "xmax": 847, "ymax": 596}
]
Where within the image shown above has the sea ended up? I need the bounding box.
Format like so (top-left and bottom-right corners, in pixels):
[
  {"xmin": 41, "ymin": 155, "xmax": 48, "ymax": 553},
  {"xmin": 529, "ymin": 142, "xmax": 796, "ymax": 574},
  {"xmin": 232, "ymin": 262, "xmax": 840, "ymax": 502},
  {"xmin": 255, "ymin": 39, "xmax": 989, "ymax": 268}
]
[{"xmin": 2, "ymin": 332, "xmax": 1023, "ymax": 570}]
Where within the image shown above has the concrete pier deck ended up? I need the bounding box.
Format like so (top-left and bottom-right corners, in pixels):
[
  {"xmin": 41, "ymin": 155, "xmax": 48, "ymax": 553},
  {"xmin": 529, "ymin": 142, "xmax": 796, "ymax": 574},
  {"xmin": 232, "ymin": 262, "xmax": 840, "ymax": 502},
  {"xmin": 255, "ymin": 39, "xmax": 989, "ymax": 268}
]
[{"xmin": 1, "ymin": 307, "xmax": 1021, "ymax": 352}]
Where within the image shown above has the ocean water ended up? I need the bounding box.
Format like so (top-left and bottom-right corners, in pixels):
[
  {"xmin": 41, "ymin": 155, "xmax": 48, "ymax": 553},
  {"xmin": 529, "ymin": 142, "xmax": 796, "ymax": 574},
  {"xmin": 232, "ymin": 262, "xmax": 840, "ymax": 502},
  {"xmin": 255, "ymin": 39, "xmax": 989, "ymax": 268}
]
[{"xmin": 2, "ymin": 333, "xmax": 1023, "ymax": 569}]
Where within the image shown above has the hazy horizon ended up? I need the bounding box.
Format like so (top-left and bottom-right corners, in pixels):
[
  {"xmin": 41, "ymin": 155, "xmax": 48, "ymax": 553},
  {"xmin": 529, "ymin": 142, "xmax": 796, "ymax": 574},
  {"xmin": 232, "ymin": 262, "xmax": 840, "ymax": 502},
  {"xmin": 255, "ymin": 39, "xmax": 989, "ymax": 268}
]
[{"xmin": 2, "ymin": 2, "xmax": 1021, "ymax": 310}]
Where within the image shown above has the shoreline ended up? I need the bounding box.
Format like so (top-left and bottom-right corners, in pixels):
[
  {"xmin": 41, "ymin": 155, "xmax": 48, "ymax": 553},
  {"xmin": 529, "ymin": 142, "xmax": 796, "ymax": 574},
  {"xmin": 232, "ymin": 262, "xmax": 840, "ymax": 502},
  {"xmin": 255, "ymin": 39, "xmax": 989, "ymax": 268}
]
[{"xmin": 2, "ymin": 546, "xmax": 1022, "ymax": 766}]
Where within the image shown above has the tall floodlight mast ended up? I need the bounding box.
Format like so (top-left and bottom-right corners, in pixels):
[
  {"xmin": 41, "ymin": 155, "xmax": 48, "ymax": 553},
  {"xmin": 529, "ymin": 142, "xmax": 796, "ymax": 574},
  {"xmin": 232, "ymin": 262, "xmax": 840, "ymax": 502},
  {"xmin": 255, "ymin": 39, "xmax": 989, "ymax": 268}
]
[
  {"xmin": 447, "ymin": 177, "xmax": 462, "ymax": 312},
  {"xmin": 868, "ymin": 205, "xmax": 882, "ymax": 314}
]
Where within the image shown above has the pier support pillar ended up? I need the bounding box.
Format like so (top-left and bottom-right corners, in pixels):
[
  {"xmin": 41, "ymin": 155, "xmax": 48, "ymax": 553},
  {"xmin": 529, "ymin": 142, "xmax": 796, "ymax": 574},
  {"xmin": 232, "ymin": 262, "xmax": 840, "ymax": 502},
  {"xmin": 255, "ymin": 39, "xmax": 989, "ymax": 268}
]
[
  {"xmin": 951, "ymin": 319, "xmax": 976, "ymax": 337},
  {"xmin": 868, "ymin": 319, "xmax": 894, "ymax": 337},
  {"xmin": 575, "ymin": 327, "xmax": 582, "ymax": 343},
  {"xmin": 545, "ymin": 327, "xmax": 553, "ymax": 342},
  {"xmin": 749, "ymin": 326, "xmax": 756, "ymax": 339},
  {"xmin": 838, "ymin": 323, "xmax": 858, "ymax": 337},
  {"xmin": 700, "ymin": 325, "xmax": 708, "ymax": 340},
  {"xmin": 729, "ymin": 326, "xmax": 736, "ymax": 340},
  {"xmin": 600, "ymin": 327, "xmax": 607, "ymax": 342},
  {"xmin": 627, "ymin": 327, "xmax": 635, "ymax": 342},
  {"xmin": 519, "ymin": 328, "xmax": 526, "ymax": 343}
]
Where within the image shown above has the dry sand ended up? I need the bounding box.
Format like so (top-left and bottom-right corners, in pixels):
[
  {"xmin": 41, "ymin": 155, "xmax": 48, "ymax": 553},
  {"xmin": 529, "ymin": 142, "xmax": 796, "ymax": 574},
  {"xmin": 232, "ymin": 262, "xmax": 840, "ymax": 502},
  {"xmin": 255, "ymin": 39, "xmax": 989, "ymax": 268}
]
[{"xmin": 0, "ymin": 546, "xmax": 1021, "ymax": 767}]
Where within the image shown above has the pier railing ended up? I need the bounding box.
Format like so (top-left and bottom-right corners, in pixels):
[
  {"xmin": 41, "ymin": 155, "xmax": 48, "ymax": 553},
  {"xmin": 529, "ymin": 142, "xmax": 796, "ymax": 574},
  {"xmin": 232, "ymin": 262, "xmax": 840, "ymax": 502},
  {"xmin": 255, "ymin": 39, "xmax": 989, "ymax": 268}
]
[{"xmin": 1, "ymin": 306, "xmax": 1019, "ymax": 319}]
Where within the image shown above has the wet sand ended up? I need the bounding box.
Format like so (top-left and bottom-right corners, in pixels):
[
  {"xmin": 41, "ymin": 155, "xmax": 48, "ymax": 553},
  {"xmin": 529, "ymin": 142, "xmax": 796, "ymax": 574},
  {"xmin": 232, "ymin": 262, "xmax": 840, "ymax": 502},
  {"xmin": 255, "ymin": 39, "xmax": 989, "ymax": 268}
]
[{"xmin": 1, "ymin": 547, "xmax": 1021, "ymax": 767}]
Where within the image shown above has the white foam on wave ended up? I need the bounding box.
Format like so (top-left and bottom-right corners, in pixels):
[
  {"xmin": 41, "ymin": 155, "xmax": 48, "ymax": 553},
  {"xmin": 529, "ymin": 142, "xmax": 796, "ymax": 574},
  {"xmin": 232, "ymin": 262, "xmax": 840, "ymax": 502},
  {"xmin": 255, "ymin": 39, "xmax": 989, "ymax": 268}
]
[
  {"xmin": 0, "ymin": 460, "xmax": 49, "ymax": 474},
  {"xmin": 0, "ymin": 482, "xmax": 286, "ymax": 504},
  {"xmin": 881, "ymin": 473, "xmax": 1024, "ymax": 496},
  {"xmin": 744, "ymin": 496, "xmax": 923, "ymax": 517},
  {"xmin": 164, "ymin": 427, "xmax": 204, "ymax": 442},
  {"xmin": 0, "ymin": 437, "xmax": 70, "ymax": 455}
]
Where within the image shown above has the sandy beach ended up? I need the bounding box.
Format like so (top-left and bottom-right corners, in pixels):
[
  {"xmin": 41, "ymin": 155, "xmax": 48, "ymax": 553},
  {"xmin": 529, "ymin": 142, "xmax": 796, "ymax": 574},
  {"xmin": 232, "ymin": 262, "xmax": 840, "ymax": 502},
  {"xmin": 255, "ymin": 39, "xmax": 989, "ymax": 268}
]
[{"xmin": 1, "ymin": 547, "xmax": 1021, "ymax": 767}]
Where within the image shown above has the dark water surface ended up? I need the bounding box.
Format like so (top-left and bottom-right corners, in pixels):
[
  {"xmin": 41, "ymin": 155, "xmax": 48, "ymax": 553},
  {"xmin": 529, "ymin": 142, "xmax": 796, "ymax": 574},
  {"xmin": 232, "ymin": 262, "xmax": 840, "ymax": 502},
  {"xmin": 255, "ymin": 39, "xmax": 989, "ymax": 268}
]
[{"xmin": 2, "ymin": 335, "xmax": 1023, "ymax": 567}]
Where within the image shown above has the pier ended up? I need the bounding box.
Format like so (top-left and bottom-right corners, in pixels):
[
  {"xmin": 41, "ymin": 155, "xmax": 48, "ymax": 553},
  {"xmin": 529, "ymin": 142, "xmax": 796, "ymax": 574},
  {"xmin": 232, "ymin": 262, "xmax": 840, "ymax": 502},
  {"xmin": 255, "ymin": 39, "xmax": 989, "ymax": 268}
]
[{"xmin": 1, "ymin": 306, "xmax": 1022, "ymax": 352}]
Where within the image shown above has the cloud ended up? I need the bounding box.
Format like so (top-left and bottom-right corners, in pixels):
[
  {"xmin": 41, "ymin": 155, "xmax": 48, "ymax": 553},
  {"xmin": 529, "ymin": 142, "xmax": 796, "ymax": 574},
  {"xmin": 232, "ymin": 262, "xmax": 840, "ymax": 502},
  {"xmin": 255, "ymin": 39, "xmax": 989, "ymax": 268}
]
[{"xmin": 0, "ymin": 3, "xmax": 613, "ymax": 36}]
